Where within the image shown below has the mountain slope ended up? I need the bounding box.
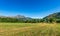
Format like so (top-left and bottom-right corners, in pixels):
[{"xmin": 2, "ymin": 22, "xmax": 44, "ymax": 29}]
[
  {"xmin": 43, "ymin": 12, "xmax": 60, "ymax": 19},
  {"xmin": 43, "ymin": 12, "xmax": 60, "ymax": 23}
]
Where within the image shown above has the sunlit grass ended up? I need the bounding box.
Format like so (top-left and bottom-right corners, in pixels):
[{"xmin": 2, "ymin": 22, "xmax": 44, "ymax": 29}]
[{"xmin": 0, "ymin": 23, "xmax": 60, "ymax": 36}]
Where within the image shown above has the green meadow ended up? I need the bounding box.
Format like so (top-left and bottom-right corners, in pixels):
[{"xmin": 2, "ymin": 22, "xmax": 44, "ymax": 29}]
[{"xmin": 0, "ymin": 23, "xmax": 60, "ymax": 36}]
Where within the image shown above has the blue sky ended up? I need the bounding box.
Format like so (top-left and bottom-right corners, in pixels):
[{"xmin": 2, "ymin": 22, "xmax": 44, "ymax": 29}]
[{"xmin": 0, "ymin": 0, "xmax": 60, "ymax": 18}]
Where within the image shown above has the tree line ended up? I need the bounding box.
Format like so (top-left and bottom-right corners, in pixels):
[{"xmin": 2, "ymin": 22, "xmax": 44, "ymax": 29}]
[{"xmin": 0, "ymin": 17, "xmax": 60, "ymax": 23}]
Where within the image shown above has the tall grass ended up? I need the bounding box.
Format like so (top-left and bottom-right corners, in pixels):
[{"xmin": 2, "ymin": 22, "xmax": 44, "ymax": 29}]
[{"xmin": 0, "ymin": 23, "xmax": 60, "ymax": 36}]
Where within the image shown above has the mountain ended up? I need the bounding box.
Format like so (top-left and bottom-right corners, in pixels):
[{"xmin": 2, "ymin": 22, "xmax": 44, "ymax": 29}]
[
  {"xmin": 43, "ymin": 12, "xmax": 60, "ymax": 19},
  {"xmin": 43, "ymin": 12, "xmax": 60, "ymax": 23},
  {"xmin": 14, "ymin": 15, "xmax": 32, "ymax": 21},
  {"xmin": 0, "ymin": 15, "xmax": 32, "ymax": 21}
]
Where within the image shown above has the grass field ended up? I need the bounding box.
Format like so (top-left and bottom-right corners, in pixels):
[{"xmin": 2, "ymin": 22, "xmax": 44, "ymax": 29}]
[{"xmin": 0, "ymin": 23, "xmax": 60, "ymax": 36}]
